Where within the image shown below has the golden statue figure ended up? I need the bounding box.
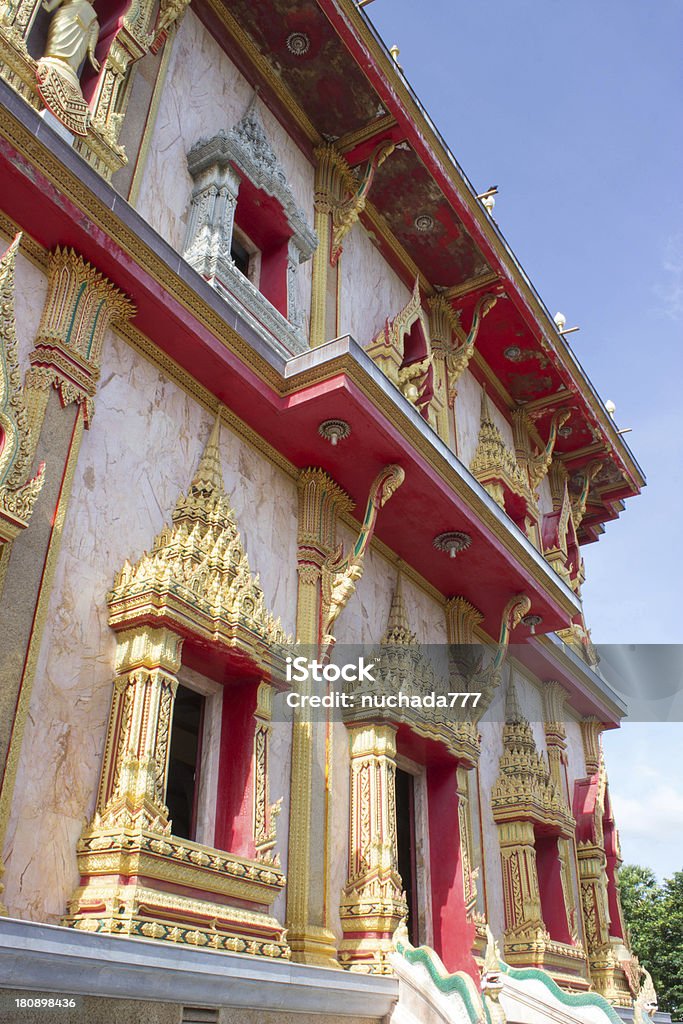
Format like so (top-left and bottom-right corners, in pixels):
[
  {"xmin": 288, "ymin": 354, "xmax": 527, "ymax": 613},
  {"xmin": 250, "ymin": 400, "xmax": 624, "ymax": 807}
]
[
  {"xmin": 42, "ymin": 0, "xmax": 100, "ymax": 79},
  {"xmin": 36, "ymin": 0, "xmax": 101, "ymax": 136}
]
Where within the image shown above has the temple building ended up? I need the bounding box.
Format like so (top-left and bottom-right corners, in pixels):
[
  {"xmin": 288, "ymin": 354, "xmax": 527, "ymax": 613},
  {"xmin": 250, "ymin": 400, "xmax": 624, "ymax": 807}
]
[{"xmin": 0, "ymin": 3, "xmax": 662, "ymax": 1024}]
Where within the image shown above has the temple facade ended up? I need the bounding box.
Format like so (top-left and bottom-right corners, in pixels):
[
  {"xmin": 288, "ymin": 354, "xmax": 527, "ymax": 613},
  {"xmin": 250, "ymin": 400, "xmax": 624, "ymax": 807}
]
[{"xmin": 0, "ymin": 4, "xmax": 661, "ymax": 1024}]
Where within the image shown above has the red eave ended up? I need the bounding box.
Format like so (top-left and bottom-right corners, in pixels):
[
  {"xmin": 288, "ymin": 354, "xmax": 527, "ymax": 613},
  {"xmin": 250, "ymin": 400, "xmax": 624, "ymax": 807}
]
[
  {"xmin": 0, "ymin": 109, "xmax": 581, "ymax": 642},
  {"xmin": 316, "ymin": 0, "xmax": 644, "ymax": 506}
]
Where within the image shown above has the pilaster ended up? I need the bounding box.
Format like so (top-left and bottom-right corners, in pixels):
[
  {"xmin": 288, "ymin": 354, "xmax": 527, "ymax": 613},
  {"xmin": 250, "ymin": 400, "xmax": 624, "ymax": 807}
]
[
  {"xmin": 0, "ymin": 243, "xmax": 132, "ymax": 914},
  {"xmin": 339, "ymin": 723, "xmax": 406, "ymax": 973},
  {"xmin": 287, "ymin": 468, "xmax": 353, "ymax": 967},
  {"xmin": 310, "ymin": 145, "xmax": 350, "ymax": 346}
]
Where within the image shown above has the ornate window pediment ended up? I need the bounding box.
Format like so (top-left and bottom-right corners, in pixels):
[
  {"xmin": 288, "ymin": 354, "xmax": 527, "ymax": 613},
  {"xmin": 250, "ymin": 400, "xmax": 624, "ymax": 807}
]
[
  {"xmin": 184, "ymin": 97, "xmax": 318, "ymax": 357},
  {"xmin": 65, "ymin": 416, "xmax": 292, "ymax": 960},
  {"xmin": 366, "ymin": 279, "xmax": 442, "ymax": 429}
]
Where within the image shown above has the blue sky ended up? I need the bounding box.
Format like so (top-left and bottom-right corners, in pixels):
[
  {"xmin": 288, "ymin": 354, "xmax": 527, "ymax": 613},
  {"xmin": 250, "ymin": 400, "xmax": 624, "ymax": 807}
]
[{"xmin": 367, "ymin": 0, "xmax": 683, "ymax": 879}]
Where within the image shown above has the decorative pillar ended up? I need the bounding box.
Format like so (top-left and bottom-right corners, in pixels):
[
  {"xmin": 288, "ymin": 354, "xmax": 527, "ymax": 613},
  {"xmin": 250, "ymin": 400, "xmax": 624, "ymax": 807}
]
[
  {"xmin": 287, "ymin": 468, "xmax": 353, "ymax": 967},
  {"xmin": 498, "ymin": 819, "xmax": 545, "ymax": 939},
  {"xmin": 543, "ymin": 681, "xmax": 580, "ymax": 945},
  {"xmin": 427, "ymin": 295, "xmax": 456, "ymax": 446},
  {"xmin": 184, "ymin": 141, "xmax": 242, "ymax": 283},
  {"xmin": 0, "ymin": 235, "xmax": 45, "ymax": 597},
  {"xmin": 0, "ymin": 241, "xmax": 132, "ymax": 916},
  {"xmin": 287, "ymin": 238, "xmax": 306, "ymax": 334},
  {"xmin": 94, "ymin": 626, "xmax": 183, "ymax": 831},
  {"xmin": 581, "ymin": 717, "xmax": 604, "ymax": 776},
  {"xmin": 253, "ymin": 681, "xmax": 280, "ymax": 862},
  {"xmin": 446, "ymin": 596, "xmax": 486, "ymax": 952},
  {"xmin": 339, "ymin": 723, "xmax": 406, "ymax": 973},
  {"xmin": 310, "ymin": 144, "xmax": 350, "ymax": 346},
  {"xmin": 287, "ymin": 464, "xmax": 404, "ymax": 966}
]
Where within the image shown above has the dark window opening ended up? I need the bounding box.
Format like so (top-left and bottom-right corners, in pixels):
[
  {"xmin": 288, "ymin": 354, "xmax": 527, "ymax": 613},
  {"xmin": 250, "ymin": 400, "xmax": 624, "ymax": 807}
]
[
  {"xmin": 167, "ymin": 685, "xmax": 204, "ymax": 841},
  {"xmin": 396, "ymin": 767, "xmax": 419, "ymax": 946},
  {"xmin": 230, "ymin": 235, "xmax": 251, "ymax": 278}
]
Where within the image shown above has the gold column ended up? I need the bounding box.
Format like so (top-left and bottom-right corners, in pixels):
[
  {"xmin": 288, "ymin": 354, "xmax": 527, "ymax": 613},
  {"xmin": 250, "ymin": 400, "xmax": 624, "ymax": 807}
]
[
  {"xmin": 254, "ymin": 681, "xmax": 279, "ymax": 861},
  {"xmin": 498, "ymin": 819, "xmax": 546, "ymax": 939},
  {"xmin": 95, "ymin": 626, "xmax": 183, "ymax": 830},
  {"xmin": 427, "ymin": 294, "xmax": 457, "ymax": 446},
  {"xmin": 0, "ymin": 244, "xmax": 132, "ymax": 913},
  {"xmin": 543, "ymin": 681, "xmax": 580, "ymax": 944},
  {"xmin": 446, "ymin": 597, "xmax": 486, "ymax": 950},
  {"xmin": 310, "ymin": 145, "xmax": 351, "ymax": 346},
  {"xmin": 286, "ymin": 468, "xmax": 353, "ymax": 966},
  {"xmin": 339, "ymin": 723, "xmax": 406, "ymax": 973}
]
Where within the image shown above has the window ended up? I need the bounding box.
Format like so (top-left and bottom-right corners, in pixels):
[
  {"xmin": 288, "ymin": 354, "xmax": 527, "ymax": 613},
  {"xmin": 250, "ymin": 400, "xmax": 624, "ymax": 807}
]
[
  {"xmin": 230, "ymin": 225, "xmax": 261, "ymax": 287},
  {"xmin": 396, "ymin": 767, "xmax": 419, "ymax": 945},
  {"xmin": 166, "ymin": 684, "xmax": 205, "ymax": 841}
]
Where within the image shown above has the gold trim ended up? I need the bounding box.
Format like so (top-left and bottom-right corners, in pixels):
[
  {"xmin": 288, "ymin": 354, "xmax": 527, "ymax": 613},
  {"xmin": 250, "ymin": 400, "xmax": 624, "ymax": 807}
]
[
  {"xmin": 336, "ymin": 114, "xmax": 398, "ymax": 154},
  {"xmin": 444, "ymin": 271, "xmax": 500, "ymax": 301}
]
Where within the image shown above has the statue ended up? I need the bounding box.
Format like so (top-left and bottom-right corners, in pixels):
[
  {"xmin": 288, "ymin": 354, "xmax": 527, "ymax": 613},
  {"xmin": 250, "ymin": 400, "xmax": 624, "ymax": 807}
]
[{"xmin": 36, "ymin": 0, "xmax": 101, "ymax": 136}]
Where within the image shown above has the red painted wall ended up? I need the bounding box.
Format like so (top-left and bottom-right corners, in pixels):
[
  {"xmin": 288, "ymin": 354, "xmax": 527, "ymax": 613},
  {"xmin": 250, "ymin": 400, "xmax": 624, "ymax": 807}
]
[
  {"xmin": 426, "ymin": 763, "xmax": 477, "ymax": 977},
  {"xmin": 535, "ymin": 833, "xmax": 572, "ymax": 943},
  {"xmin": 214, "ymin": 682, "xmax": 259, "ymax": 859}
]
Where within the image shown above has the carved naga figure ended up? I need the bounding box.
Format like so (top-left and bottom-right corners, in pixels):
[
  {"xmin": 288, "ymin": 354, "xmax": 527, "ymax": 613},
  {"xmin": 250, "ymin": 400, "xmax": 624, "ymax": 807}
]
[
  {"xmin": 446, "ymin": 292, "xmax": 501, "ymax": 406},
  {"xmin": 481, "ymin": 925, "xmax": 507, "ymax": 1024},
  {"xmin": 321, "ymin": 464, "xmax": 405, "ymax": 652},
  {"xmin": 633, "ymin": 967, "xmax": 658, "ymax": 1024},
  {"xmin": 527, "ymin": 408, "xmax": 571, "ymax": 490}
]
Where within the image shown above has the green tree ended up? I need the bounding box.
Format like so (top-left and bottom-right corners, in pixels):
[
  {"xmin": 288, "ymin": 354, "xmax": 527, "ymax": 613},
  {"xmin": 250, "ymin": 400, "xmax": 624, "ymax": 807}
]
[{"xmin": 618, "ymin": 864, "xmax": 683, "ymax": 1020}]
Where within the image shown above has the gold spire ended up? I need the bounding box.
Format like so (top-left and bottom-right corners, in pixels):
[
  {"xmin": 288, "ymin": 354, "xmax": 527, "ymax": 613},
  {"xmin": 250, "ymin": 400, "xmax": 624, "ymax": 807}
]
[
  {"xmin": 190, "ymin": 414, "xmax": 224, "ymax": 497},
  {"xmin": 505, "ymin": 674, "xmax": 524, "ymax": 725},
  {"xmin": 382, "ymin": 573, "xmax": 416, "ymax": 646}
]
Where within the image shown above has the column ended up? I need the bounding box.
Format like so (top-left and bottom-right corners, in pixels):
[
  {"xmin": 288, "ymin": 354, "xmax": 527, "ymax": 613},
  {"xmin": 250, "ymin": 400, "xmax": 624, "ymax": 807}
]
[
  {"xmin": 184, "ymin": 144, "xmax": 242, "ymax": 285},
  {"xmin": 339, "ymin": 723, "xmax": 406, "ymax": 973},
  {"xmin": 498, "ymin": 819, "xmax": 545, "ymax": 940},
  {"xmin": 310, "ymin": 145, "xmax": 349, "ymax": 346},
  {"xmin": 95, "ymin": 626, "xmax": 183, "ymax": 831},
  {"xmin": 286, "ymin": 468, "xmax": 353, "ymax": 966},
  {"xmin": 0, "ymin": 243, "xmax": 132, "ymax": 910}
]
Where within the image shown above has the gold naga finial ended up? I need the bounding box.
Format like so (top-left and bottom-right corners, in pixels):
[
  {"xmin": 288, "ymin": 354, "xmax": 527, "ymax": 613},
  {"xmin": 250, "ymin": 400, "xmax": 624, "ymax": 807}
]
[
  {"xmin": 633, "ymin": 966, "xmax": 658, "ymax": 1024},
  {"xmin": 321, "ymin": 464, "xmax": 405, "ymax": 652}
]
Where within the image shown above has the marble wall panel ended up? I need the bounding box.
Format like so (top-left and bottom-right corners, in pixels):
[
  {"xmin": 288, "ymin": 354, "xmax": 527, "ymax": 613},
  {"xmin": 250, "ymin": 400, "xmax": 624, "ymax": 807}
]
[
  {"xmin": 332, "ymin": 524, "xmax": 446, "ymax": 649},
  {"xmin": 455, "ymin": 368, "xmax": 515, "ymax": 472},
  {"xmin": 9, "ymin": 249, "xmax": 47, "ymax": 372},
  {"xmin": 134, "ymin": 10, "xmax": 314, "ymax": 328},
  {"xmin": 339, "ymin": 222, "xmax": 412, "ymax": 347},
  {"xmin": 477, "ymin": 680, "xmax": 507, "ymax": 941},
  {"xmin": 2, "ymin": 330, "xmax": 299, "ymax": 921},
  {"xmin": 564, "ymin": 715, "xmax": 589, "ymax": 789}
]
